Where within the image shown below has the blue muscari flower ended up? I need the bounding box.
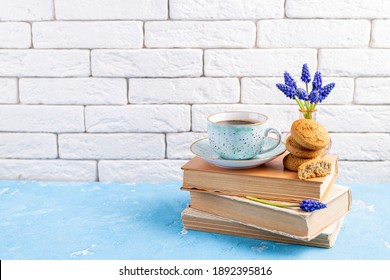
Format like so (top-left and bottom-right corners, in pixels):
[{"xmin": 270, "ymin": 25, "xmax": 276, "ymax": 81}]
[
  {"xmin": 312, "ymin": 71, "xmax": 322, "ymax": 91},
  {"xmin": 301, "ymin": 63, "xmax": 311, "ymax": 83},
  {"xmin": 283, "ymin": 71, "xmax": 297, "ymax": 89},
  {"xmin": 296, "ymin": 88, "xmax": 308, "ymax": 100},
  {"xmin": 276, "ymin": 83, "xmax": 296, "ymax": 99},
  {"xmin": 319, "ymin": 83, "xmax": 335, "ymax": 102},
  {"xmin": 299, "ymin": 200, "xmax": 327, "ymax": 212},
  {"xmin": 308, "ymin": 89, "xmax": 319, "ymax": 104}
]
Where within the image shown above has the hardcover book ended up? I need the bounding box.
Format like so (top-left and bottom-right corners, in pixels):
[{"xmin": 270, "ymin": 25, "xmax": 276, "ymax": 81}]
[
  {"xmin": 182, "ymin": 207, "xmax": 345, "ymax": 249},
  {"xmin": 188, "ymin": 184, "xmax": 351, "ymax": 241},
  {"xmin": 181, "ymin": 154, "xmax": 338, "ymax": 203}
]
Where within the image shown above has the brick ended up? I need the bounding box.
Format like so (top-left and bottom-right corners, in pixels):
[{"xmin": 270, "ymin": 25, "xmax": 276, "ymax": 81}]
[
  {"xmin": 170, "ymin": 0, "xmax": 284, "ymax": 19},
  {"xmin": 241, "ymin": 77, "xmax": 353, "ymax": 105},
  {"xmin": 258, "ymin": 20, "xmax": 370, "ymax": 48},
  {"xmin": 59, "ymin": 133, "xmax": 165, "ymax": 159},
  {"xmin": 55, "ymin": 0, "xmax": 167, "ymax": 20},
  {"xmin": 145, "ymin": 21, "xmax": 255, "ymax": 48},
  {"xmin": 0, "ymin": 105, "xmax": 84, "ymax": 132},
  {"xmin": 286, "ymin": 0, "xmax": 390, "ymax": 18},
  {"xmin": 33, "ymin": 21, "xmax": 143, "ymax": 49},
  {"xmin": 0, "ymin": 159, "xmax": 97, "ymax": 181},
  {"xmin": 0, "ymin": 0, "xmax": 52, "ymax": 21},
  {"xmin": 192, "ymin": 104, "xmax": 297, "ymax": 132},
  {"xmin": 99, "ymin": 160, "xmax": 187, "ymax": 183},
  {"xmin": 0, "ymin": 23, "xmax": 31, "ymax": 48},
  {"xmin": 92, "ymin": 50, "xmax": 202, "ymax": 77},
  {"xmin": 129, "ymin": 78, "xmax": 239, "ymax": 104},
  {"xmin": 85, "ymin": 105, "xmax": 190, "ymax": 132},
  {"xmin": 0, "ymin": 133, "xmax": 57, "ymax": 159},
  {"xmin": 0, "ymin": 50, "xmax": 90, "ymax": 77},
  {"xmin": 355, "ymin": 78, "xmax": 390, "ymax": 104},
  {"xmin": 319, "ymin": 49, "xmax": 390, "ymax": 76},
  {"xmin": 330, "ymin": 133, "xmax": 390, "ymax": 161},
  {"xmin": 337, "ymin": 161, "xmax": 390, "ymax": 183},
  {"xmin": 371, "ymin": 20, "xmax": 390, "ymax": 47},
  {"xmin": 167, "ymin": 132, "xmax": 207, "ymax": 159},
  {"xmin": 20, "ymin": 78, "xmax": 127, "ymax": 105},
  {"xmin": 205, "ymin": 49, "xmax": 317, "ymax": 77},
  {"xmin": 317, "ymin": 106, "xmax": 390, "ymax": 133},
  {"xmin": 0, "ymin": 79, "xmax": 18, "ymax": 104}
]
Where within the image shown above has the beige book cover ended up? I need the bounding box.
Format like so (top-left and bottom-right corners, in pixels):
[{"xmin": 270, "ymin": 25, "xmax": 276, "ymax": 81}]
[
  {"xmin": 181, "ymin": 154, "xmax": 338, "ymax": 203},
  {"xmin": 182, "ymin": 207, "xmax": 345, "ymax": 249},
  {"xmin": 188, "ymin": 184, "xmax": 351, "ymax": 241}
]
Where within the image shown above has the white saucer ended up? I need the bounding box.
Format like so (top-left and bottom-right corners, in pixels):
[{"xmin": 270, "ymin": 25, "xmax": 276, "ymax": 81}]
[{"xmin": 190, "ymin": 137, "xmax": 286, "ymax": 169}]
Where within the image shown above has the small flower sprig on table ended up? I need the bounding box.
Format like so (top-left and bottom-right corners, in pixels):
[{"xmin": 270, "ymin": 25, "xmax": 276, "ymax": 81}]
[
  {"xmin": 246, "ymin": 196, "xmax": 327, "ymax": 212},
  {"xmin": 276, "ymin": 64, "xmax": 336, "ymax": 119}
]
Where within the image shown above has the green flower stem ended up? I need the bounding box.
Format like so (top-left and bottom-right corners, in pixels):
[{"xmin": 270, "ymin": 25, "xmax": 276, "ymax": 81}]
[
  {"xmin": 294, "ymin": 96, "xmax": 305, "ymax": 110},
  {"xmin": 246, "ymin": 196, "xmax": 299, "ymax": 208}
]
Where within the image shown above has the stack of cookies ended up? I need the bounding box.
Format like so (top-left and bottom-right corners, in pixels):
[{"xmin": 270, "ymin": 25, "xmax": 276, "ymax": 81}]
[{"xmin": 283, "ymin": 119, "xmax": 332, "ymax": 180}]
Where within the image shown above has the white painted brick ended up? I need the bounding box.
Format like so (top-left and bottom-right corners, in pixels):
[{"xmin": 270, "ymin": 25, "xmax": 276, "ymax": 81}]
[
  {"xmin": 317, "ymin": 106, "xmax": 390, "ymax": 133},
  {"xmin": 20, "ymin": 78, "xmax": 127, "ymax": 105},
  {"xmin": 0, "ymin": 23, "xmax": 31, "ymax": 48},
  {"xmin": 0, "ymin": 79, "xmax": 18, "ymax": 104},
  {"xmin": 55, "ymin": 0, "xmax": 167, "ymax": 20},
  {"xmin": 205, "ymin": 49, "xmax": 317, "ymax": 77},
  {"xmin": 0, "ymin": 50, "xmax": 90, "ymax": 77},
  {"xmin": 0, "ymin": 0, "xmax": 53, "ymax": 21},
  {"xmin": 86, "ymin": 105, "xmax": 190, "ymax": 132},
  {"xmin": 59, "ymin": 134, "xmax": 165, "ymax": 159},
  {"xmin": 170, "ymin": 0, "xmax": 284, "ymax": 19},
  {"xmin": 371, "ymin": 20, "xmax": 390, "ymax": 47},
  {"xmin": 92, "ymin": 50, "xmax": 202, "ymax": 77},
  {"xmin": 192, "ymin": 104, "xmax": 297, "ymax": 132},
  {"xmin": 258, "ymin": 20, "xmax": 370, "ymax": 48},
  {"xmin": 0, "ymin": 105, "xmax": 84, "ymax": 132},
  {"xmin": 241, "ymin": 77, "xmax": 353, "ymax": 105},
  {"xmin": 337, "ymin": 161, "xmax": 390, "ymax": 183},
  {"xmin": 0, "ymin": 133, "xmax": 57, "ymax": 159},
  {"xmin": 33, "ymin": 21, "xmax": 143, "ymax": 49},
  {"xmin": 355, "ymin": 78, "xmax": 390, "ymax": 104},
  {"xmin": 320, "ymin": 49, "xmax": 390, "ymax": 76},
  {"xmin": 129, "ymin": 78, "xmax": 240, "ymax": 104},
  {"xmin": 167, "ymin": 132, "xmax": 207, "ymax": 159},
  {"xmin": 286, "ymin": 0, "xmax": 390, "ymax": 19},
  {"xmin": 330, "ymin": 133, "xmax": 390, "ymax": 161},
  {"xmin": 99, "ymin": 160, "xmax": 187, "ymax": 183},
  {"xmin": 145, "ymin": 21, "xmax": 255, "ymax": 48},
  {"xmin": 0, "ymin": 160, "xmax": 97, "ymax": 181}
]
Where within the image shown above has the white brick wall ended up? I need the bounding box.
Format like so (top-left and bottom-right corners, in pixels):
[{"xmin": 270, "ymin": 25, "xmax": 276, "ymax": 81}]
[
  {"xmin": 33, "ymin": 22, "xmax": 143, "ymax": 49},
  {"xmin": 20, "ymin": 78, "xmax": 127, "ymax": 105},
  {"xmin": 0, "ymin": 23, "xmax": 31, "ymax": 48},
  {"xmin": 145, "ymin": 21, "xmax": 255, "ymax": 48},
  {"xmin": 0, "ymin": 0, "xmax": 389, "ymax": 183}
]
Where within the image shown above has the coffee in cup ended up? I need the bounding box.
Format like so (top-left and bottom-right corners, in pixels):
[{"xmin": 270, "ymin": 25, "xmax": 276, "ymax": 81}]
[{"xmin": 207, "ymin": 111, "xmax": 281, "ymax": 160}]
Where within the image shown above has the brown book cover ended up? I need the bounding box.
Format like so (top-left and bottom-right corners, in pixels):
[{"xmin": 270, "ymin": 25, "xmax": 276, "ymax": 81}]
[
  {"xmin": 188, "ymin": 184, "xmax": 351, "ymax": 241},
  {"xmin": 181, "ymin": 154, "xmax": 338, "ymax": 203},
  {"xmin": 182, "ymin": 207, "xmax": 345, "ymax": 249}
]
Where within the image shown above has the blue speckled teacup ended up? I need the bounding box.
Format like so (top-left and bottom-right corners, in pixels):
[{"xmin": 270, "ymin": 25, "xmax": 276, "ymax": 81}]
[{"xmin": 207, "ymin": 111, "xmax": 282, "ymax": 160}]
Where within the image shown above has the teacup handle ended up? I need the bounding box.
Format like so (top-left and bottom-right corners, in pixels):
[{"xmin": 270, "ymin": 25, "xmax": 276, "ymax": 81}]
[{"xmin": 260, "ymin": 127, "xmax": 282, "ymax": 154}]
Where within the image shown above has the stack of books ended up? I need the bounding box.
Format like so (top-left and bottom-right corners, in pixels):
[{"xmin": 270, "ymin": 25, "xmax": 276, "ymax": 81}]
[{"xmin": 180, "ymin": 153, "xmax": 351, "ymax": 248}]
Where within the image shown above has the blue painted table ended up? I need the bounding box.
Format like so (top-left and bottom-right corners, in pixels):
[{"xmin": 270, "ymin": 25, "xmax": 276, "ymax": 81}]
[{"xmin": 0, "ymin": 180, "xmax": 389, "ymax": 260}]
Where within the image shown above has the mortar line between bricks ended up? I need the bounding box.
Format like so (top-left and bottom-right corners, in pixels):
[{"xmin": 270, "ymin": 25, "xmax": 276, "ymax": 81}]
[
  {"xmin": 369, "ymin": 19, "xmax": 374, "ymax": 47},
  {"xmin": 284, "ymin": 0, "xmax": 287, "ymax": 18},
  {"xmin": 52, "ymin": 0, "xmax": 56, "ymax": 20},
  {"xmin": 164, "ymin": 133, "xmax": 168, "ymax": 159},
  {"xmin": 96, "ymin": 160, "xmax": 100, "ymax": 181},
  {"xmin": 56, "ymin": 134, "xmax": 60, "ymax": 159},
  {"xmin": 167, "ymin": 0, "xmax": 170, "ymax": 19}
]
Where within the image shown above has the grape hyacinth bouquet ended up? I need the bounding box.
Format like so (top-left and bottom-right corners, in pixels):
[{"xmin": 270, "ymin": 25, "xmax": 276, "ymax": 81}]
[
  {"xmin": 246, "ymin": 196, "xmax": 327, "ymax": 212},
  {"xmin": 276, "ymin": 64, "xmax": 335, "ymax": 119}
]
